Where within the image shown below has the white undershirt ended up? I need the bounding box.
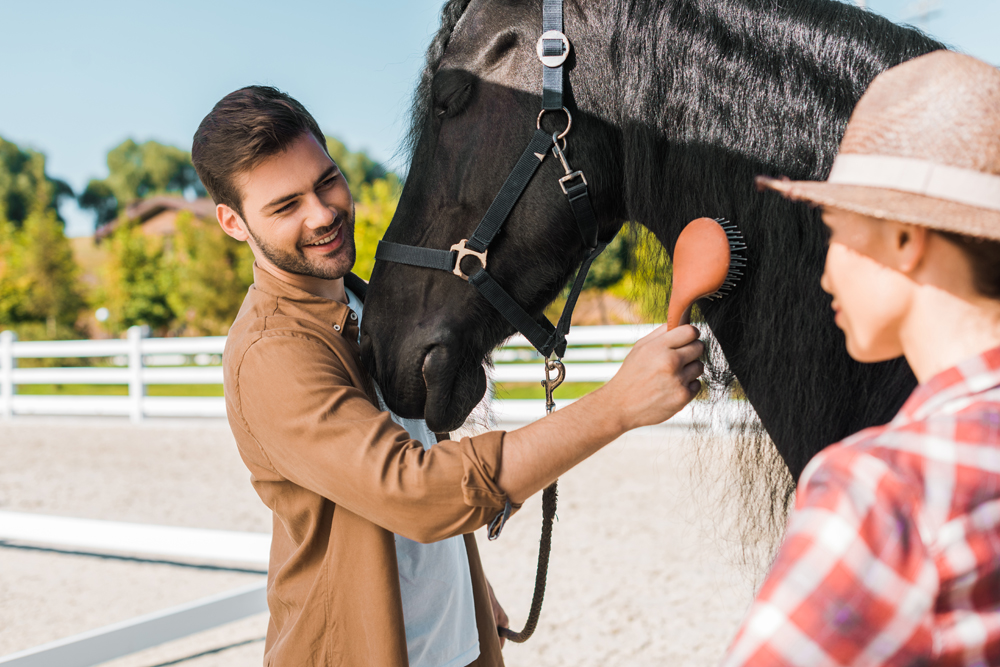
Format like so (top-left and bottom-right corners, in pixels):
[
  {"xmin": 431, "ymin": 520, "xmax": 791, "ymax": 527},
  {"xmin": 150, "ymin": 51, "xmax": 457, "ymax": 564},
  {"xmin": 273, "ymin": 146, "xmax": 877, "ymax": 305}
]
[{"xmin": 345, "ymin": 287, "xmax": 480, "ymax": 667}]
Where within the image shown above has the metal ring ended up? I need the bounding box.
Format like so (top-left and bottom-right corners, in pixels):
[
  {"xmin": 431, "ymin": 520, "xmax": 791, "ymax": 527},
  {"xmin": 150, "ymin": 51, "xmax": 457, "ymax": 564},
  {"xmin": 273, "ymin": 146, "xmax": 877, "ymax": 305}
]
[{"xmin": 537, "ymin": 107, "xmax": 572, "ymax": 141}]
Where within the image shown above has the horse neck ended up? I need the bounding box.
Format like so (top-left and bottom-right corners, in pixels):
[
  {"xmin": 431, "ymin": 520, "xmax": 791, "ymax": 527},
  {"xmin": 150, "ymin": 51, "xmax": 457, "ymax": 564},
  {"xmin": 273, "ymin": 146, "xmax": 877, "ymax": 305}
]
[{"xmin": 580, "ymin": 0, "xmax": 937, "ymax": 477}]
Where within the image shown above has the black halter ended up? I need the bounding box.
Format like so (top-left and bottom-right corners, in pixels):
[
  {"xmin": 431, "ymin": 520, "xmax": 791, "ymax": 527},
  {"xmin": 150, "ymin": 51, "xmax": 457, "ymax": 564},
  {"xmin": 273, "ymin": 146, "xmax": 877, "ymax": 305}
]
[
  {"xmin": 375, "ymin": 0, "xmax": 607, "ymax": 361},
  {"xmin": 375, "ymin": 0, "xmax": 601, "ymax": 644}
]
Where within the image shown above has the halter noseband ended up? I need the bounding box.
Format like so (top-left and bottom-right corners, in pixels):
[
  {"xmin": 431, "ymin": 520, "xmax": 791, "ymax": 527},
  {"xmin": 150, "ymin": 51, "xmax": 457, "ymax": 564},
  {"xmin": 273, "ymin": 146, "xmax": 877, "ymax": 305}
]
[{"xmin": 374, "ymin": 0, "xmax": 607, "ymax": 361}]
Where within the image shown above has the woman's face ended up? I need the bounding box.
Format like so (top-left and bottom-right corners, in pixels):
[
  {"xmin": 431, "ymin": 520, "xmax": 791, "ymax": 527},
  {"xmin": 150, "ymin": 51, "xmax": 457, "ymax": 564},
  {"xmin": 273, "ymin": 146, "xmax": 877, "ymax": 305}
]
[{"xmin": 820, "ymin": 207, "xmax": 912, "ymax": 363}]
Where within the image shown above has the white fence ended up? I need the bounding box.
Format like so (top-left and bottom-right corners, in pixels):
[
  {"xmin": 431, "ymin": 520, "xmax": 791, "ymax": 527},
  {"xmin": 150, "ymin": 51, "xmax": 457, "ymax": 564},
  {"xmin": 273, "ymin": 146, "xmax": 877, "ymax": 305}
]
[{"xmin": 0, "ymin": 324, "xmax": 662, "ymax": 424}]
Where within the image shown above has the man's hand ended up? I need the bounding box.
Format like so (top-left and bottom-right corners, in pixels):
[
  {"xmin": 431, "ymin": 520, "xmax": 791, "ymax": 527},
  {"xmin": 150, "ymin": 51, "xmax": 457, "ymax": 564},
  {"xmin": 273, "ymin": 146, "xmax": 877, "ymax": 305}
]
[
  {"xmin": 599, "ymin": 324, "xmax": 704, "ymax": 431},
  {"xmin": 486, "ymin": 579, "xmax": 509, "ymax": 649},
  {"xmin": 498, "ymin": 324, "xmax": 705, "ymax": 504}
]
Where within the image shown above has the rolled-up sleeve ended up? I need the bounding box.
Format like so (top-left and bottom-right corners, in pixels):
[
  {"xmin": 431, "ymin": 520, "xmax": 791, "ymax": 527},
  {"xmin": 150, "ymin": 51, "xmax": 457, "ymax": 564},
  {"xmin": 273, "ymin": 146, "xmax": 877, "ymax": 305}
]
[{"xmin": 233, "ymin": 331, "xmax": 509, "ymax": 544}]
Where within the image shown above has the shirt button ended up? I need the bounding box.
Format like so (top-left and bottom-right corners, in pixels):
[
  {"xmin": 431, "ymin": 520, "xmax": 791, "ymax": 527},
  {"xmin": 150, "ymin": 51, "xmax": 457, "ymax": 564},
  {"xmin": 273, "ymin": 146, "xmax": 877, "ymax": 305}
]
[
  {"xmin": 350, "ymin": 312, "xmax": 358, "ymax": 320},
  {"xmin": 333, "ymin": 324, "xmax": 341, "ymax": 332}
]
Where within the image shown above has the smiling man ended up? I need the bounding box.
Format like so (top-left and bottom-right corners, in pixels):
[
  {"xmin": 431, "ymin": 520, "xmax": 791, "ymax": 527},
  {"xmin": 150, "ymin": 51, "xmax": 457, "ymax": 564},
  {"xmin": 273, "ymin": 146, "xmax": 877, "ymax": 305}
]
[{"xmin": 193, "ymin": 85, "xmax": 705, "ymax": 667}]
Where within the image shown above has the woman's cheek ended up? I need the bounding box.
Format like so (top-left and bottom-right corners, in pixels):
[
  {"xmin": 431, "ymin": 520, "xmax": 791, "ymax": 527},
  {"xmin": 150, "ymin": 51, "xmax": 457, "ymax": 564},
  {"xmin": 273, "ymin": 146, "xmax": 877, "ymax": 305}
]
[{"xmin": 827, "ymin": 242, "xmax": 906, "ymax": 361}]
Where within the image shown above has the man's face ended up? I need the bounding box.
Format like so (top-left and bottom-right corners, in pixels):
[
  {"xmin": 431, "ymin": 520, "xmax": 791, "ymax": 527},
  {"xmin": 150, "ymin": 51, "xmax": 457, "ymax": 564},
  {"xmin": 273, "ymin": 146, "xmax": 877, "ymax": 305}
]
[{"xmin": 236, "ymin": 132, "xmax": 356, "ymax": 280}]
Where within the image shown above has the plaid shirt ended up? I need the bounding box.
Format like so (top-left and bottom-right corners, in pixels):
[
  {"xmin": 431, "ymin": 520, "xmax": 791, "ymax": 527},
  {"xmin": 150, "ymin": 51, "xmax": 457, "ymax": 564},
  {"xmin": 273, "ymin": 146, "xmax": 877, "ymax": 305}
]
[{"xmin": 724, "ymin": 346, "xmax": 1000, "ymax": 667}]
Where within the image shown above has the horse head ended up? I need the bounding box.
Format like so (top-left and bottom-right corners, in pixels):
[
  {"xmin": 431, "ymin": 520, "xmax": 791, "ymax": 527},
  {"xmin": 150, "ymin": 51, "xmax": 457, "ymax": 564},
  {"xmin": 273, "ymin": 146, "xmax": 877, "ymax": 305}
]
[{"xmin": 361, "ymin": 0, "xmax": 625, "ymax": 432}]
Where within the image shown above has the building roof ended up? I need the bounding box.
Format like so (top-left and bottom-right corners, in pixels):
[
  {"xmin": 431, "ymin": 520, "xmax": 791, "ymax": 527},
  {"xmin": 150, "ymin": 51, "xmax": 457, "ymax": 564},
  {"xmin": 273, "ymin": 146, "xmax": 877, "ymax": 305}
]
[{"xmin": 95, "ymin": 196, "xmax": 215, "ymax": 240}]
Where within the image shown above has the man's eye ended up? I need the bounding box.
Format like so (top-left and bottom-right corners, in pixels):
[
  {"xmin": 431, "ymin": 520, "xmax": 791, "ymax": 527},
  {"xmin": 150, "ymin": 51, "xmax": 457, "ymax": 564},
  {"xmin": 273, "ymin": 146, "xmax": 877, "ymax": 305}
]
[
  {"xmin": 275, "ymin": 202, "xmax": 295, "ymax": 215},
  {"xmin": 319, "ymin": 175, "xmax": 338, "ymax": 189}
]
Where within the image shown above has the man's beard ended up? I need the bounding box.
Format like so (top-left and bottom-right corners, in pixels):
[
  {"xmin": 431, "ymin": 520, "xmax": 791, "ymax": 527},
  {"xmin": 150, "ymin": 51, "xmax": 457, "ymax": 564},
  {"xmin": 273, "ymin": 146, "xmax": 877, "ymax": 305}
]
[{"xmin": 247, "ymin": 206, "xmax": 357, "ymax": 280}]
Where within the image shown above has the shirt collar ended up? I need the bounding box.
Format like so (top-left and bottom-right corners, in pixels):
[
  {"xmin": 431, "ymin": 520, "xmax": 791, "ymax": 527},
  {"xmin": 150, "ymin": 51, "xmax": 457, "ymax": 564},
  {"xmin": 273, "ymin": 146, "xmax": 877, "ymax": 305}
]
[
  {"xmin": 894, "ymin": 344, "xmax": 1000, "ymax": 424},
  {"xmin": 251, "ymin": 263, "xmax": 358, "ymax": 339}
]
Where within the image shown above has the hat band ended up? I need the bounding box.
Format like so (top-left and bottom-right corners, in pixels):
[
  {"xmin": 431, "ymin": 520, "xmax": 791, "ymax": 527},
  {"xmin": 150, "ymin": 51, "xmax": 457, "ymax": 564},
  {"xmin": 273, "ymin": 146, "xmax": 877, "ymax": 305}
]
[{"xmin": 828, "ymin": 154, "xmax": 1000, "ymax": 213}]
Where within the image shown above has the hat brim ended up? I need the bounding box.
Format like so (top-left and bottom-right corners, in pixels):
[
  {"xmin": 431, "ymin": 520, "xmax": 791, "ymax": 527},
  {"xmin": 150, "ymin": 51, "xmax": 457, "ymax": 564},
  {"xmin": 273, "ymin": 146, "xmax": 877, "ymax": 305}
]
[{"xmin": 757, "ymin": 176, "xmax": 1000, "ymax": 242}]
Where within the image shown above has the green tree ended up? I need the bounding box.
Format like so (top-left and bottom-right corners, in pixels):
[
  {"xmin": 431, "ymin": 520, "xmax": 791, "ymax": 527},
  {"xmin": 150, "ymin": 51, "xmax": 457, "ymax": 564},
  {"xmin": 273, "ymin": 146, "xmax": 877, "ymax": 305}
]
[
  {"xmin": 163, "ymin": 211, "xmax": 254, "ymax": 336},
  {"xmin": 0, "ymin": 160, "xmax": 84, "ymax": 340},
  {"xmin": 97, "ymin": 219, "xmax": 173, "ymax": 335},
  {"xmin": 352, "ymin": 178, "xmax": 401, "ymax": 281},
  {"xmin": 0, "ymin": 218, "xmax": 28, "ymax": 326},
  {"xmin": 582, "ymin": 233, "xmax": 630, "ymax": 291},
  {"xmin": 79, "ymin": 139, "xmax": 205, "ymax": 228},
  {"xmin": 0, "ymin": 137, "xmax": 73, "ymax": 228},
  {"xmin": 326, "ymin": 137, "xmax": 393, "ymax": 192},
  {"xmin": 14, "ymin": 207, "xmax": 85, "ymax": 339}
]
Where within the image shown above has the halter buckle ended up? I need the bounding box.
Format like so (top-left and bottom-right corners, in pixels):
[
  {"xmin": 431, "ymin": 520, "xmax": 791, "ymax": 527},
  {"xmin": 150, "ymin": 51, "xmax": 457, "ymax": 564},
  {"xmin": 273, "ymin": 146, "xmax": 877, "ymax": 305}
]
[
  {"xmin": 450, "ymin": 239, "xmax": 488, "ymax": 281},
  {"xmin": 536, "ymin": 30, "xmax": 570, "ymax": 68},
  {"xmin": 559, "ymin": 171, "xmax": 588, "ymax": 194}
]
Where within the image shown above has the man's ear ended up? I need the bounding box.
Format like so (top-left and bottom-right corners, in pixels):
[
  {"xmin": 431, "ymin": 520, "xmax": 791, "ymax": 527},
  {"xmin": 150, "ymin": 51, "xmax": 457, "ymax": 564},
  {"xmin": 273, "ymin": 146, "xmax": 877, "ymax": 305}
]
[
  {"xmin": 217, "ymin": 203, "xmax": 249, "ymax": 242},
  {"xmin": 892, "ymin": 222, "xmax": 927, "ymax": 274}
]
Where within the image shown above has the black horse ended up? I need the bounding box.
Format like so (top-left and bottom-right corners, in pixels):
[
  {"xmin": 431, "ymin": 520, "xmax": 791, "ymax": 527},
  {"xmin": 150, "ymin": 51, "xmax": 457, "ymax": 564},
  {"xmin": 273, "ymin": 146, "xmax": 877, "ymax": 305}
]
[{"xmin": 360, "ymin": 0, "xmax": 943, "ymax": 495}]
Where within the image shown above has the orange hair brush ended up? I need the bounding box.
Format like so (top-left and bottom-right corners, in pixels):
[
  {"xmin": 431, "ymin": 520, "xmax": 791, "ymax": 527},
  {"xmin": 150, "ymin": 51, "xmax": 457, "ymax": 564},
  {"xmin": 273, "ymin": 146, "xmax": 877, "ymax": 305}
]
[{"xmin": 666, "ymin": 218, "xmax": 746, "ymax": 329}]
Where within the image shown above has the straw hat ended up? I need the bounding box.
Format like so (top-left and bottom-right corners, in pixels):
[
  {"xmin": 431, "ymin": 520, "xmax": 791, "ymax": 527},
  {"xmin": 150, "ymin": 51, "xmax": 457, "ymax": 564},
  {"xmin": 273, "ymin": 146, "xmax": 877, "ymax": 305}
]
[{"xmin": 757, "ymin": 50, "xmax": 1000, "ymax": 241}]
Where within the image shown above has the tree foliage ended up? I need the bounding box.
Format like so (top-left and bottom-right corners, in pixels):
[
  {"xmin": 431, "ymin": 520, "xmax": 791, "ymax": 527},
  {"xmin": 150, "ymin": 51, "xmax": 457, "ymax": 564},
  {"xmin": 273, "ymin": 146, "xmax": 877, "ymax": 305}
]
[
  {"xmin": 0, "ymin": 139, "xmax": 84, "ymax": 340},
  {"xmin": 163, "ymin": 212, "xmax": 254, "ymax": 336},
  {"xmin": 352, "ymin": 178, "xmax": 401, "ymax": 281},
  {"xmin": 96, "ymin": 219, "xmax": 172, "ymax": 334},
  {"xmin": 326, "ymin": 137, "xmax": 392, "ymax": 191},
  {"xmin": 79, "ymin": 139, "xmax": 205, "ymax": 227},
  {"xmin": 0, "ymin": 137, "xmax": 73, "ymax": 228}
]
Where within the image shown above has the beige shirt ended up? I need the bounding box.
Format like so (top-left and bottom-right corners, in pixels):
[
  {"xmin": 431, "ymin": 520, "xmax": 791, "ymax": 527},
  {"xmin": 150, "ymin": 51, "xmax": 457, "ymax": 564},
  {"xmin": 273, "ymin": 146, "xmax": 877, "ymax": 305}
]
[{"xmin": 223, "ymin": 266, "xmax": 509, "ymax": 667}]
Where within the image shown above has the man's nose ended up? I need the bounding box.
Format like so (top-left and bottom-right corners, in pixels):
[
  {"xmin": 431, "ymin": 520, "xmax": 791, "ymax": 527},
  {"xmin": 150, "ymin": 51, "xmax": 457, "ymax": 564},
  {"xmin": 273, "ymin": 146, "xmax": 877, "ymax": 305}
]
[{"xmin": 303, "ymin": 193, "xmax": 336, "ymax": 229}]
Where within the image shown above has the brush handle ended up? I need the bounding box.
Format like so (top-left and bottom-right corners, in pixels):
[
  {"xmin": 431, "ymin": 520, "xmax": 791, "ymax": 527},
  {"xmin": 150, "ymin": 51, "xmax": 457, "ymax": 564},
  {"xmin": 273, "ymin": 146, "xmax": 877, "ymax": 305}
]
[{"xmin": 666, "ymin": 301, "xmax": 692, "ymax": 330}]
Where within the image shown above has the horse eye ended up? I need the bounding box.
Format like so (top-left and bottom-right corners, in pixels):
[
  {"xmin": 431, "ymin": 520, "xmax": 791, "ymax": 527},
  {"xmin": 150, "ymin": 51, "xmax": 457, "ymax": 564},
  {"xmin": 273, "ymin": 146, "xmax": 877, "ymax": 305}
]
[{"xmin": 432, "ymin": 70, "xmax": 476, "ymax": 120}]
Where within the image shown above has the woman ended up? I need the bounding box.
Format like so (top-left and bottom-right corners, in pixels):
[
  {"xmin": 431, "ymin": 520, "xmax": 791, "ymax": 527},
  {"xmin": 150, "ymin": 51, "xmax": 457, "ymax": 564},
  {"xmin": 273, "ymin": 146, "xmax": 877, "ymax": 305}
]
[{"xmin": 725, "ymin": 50, "xmax": 1000, "ymax": 666}]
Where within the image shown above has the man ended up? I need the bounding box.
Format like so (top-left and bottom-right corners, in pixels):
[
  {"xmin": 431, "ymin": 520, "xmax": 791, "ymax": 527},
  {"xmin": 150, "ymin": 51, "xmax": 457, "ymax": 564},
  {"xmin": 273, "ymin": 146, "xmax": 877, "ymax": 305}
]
[
  {"xmin": 192, "ymin": 85, "xmax": 704, "ymax": 667},
  {"xmin": 725, "ymin": 51, "xmax": 1000, "ymax": 665}
]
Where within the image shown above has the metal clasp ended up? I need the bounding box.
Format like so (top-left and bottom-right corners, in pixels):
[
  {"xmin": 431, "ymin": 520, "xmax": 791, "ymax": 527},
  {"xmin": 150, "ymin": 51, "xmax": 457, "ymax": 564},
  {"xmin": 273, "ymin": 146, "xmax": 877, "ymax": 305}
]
[
  {"xmin": 541, "ymin": 355, "xmax": 566, "ymax": 415},
  {"xmin": 536, "ymin": 30, "xmax": 570, "ymax": 68},
  {"xmin": 450, "ymin": 239, "xmax": 488, "ymax": 281},
  {"xmin": 551, "ymin": 139, "xmax": 588, "ymax": 195}
]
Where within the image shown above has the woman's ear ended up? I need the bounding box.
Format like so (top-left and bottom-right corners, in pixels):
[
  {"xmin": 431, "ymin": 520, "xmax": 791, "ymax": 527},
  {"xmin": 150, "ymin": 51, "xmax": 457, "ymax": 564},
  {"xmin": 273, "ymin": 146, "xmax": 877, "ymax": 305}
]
[{"xmin": 891, "ymin": 222, "xmax": 927, "ymax": 274}]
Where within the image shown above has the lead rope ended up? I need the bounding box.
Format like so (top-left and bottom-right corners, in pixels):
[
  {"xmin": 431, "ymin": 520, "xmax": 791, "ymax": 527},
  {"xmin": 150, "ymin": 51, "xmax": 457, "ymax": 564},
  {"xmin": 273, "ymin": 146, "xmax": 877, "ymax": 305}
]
[{"xmin": 498, "ymin": 357, "xmax": 565, "ymax": 643}]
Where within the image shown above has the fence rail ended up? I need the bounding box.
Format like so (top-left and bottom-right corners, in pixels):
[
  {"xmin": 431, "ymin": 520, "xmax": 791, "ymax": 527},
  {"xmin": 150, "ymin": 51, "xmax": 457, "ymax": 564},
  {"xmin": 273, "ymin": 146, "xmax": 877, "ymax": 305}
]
[{"xmin": 0, "ymin": 324, "xmax": 661, "ymax": 423}]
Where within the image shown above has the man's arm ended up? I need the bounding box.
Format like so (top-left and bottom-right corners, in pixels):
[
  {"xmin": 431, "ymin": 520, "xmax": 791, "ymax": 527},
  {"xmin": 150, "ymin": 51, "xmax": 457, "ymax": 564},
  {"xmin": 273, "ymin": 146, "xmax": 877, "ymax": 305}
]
[
  {"xmin": 498, "ymin": 323, "xmax": 704, "ymax": 504},
  {"xmin": 236, "ymin": 323, "xmax": 703, "ymax": 543}
]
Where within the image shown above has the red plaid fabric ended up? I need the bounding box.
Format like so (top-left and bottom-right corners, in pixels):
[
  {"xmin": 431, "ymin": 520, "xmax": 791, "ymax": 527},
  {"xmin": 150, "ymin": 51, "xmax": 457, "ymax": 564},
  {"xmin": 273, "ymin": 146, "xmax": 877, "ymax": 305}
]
[{"xmin": 724, "ymin": 346, "xmax": 1000, "ymax": 667}]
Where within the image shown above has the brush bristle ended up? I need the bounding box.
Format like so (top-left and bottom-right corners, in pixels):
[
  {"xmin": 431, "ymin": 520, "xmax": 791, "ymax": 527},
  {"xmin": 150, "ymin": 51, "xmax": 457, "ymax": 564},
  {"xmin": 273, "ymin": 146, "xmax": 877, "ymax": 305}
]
[{"xmin": 706, "ymin": 218, "xmax": 746, "ymax": 300}]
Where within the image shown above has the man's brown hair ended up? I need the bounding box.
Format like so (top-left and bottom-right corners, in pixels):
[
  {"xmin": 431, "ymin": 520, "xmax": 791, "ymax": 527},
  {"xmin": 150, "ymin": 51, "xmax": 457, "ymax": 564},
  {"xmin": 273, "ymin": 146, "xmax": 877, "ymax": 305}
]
[{"xmin": 192, "ymin": 86, "xmax": 327, "ymax": 219}]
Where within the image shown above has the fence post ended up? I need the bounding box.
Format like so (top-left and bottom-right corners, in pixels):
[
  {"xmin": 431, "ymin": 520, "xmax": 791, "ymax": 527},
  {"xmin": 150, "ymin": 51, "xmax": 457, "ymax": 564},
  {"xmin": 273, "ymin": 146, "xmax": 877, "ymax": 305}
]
[
  {"xmin": 0, "ymin": 331, "xmax": 16, "ymax": 420},
  {"xmin": 127, "ymin": 326, "xmax": 145, "ymax": 424}
]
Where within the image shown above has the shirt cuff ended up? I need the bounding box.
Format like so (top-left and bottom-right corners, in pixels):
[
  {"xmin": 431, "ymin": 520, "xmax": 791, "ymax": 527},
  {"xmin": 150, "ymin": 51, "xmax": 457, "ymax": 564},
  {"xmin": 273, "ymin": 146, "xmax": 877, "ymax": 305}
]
[{"xmin": 460, "ymin": 430, "xmax": 510, "ymax": 510}]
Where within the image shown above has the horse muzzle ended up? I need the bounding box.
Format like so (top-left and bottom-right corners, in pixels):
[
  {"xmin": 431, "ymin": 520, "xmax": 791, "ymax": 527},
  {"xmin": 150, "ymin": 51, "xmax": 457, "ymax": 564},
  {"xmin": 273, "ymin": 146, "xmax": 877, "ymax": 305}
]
[{"xmin": 421, "ymin": 344, "xmax": 488, "ymax": 433}]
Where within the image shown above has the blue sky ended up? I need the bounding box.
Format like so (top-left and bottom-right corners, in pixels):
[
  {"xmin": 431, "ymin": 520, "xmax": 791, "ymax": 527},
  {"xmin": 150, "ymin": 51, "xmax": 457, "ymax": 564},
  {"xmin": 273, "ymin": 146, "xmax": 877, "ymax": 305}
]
[{"xmin": 0, "ymin": 0, "xmax": 996, "ymax": 237}]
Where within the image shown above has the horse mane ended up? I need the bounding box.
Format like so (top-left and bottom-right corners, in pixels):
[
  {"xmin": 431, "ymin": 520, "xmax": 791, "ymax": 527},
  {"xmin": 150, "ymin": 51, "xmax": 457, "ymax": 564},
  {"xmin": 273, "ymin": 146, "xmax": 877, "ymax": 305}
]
[{"xmin": 610, "ymin": 0, "xmax": 944, "ymax": 568}]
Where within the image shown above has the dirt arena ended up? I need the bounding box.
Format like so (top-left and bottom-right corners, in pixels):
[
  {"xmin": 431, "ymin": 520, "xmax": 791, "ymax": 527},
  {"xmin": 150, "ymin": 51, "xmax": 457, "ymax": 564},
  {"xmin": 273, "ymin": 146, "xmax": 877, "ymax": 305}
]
[{"xmin": 0, "ymin": 417, "xmax": 763, "ymax": 666}]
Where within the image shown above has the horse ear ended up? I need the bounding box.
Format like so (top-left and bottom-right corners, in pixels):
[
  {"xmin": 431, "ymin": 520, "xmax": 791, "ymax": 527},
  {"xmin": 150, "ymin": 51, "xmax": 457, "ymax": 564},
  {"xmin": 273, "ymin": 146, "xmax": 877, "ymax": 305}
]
[{"xmin": 432, "ymin": 69, "xmax": 478, "ymax": 119}]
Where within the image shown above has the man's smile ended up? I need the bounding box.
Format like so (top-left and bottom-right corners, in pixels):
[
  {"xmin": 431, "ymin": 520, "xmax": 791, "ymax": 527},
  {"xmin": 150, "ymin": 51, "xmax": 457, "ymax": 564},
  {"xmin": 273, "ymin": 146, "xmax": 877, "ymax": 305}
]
[{"xmin": 302, "ymin": 222, "xmax": 344, "ymax": 252}]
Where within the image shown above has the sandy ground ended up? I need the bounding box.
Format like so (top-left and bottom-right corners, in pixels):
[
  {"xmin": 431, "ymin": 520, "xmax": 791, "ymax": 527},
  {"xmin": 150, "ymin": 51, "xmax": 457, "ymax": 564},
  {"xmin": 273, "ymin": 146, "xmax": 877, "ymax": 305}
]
[{"xmin": 0, "ymin": 417, "xmax": 762, "ymax": 667}]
